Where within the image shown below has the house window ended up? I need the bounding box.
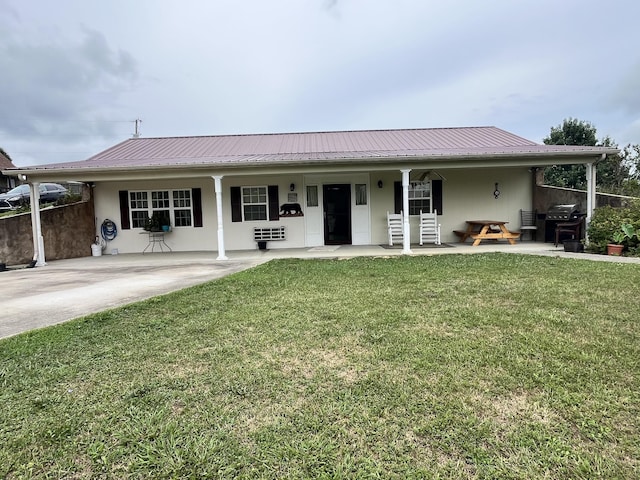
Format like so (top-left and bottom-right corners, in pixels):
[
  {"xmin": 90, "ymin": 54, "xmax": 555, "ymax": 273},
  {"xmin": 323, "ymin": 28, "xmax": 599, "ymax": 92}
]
[
  {"xmin": 408, "ymin": 181, "xmax": 431, "ymax": 215},
  {"xmin": 355, "ymin": 184, "xmax": 367, "ymax": 205},
  {"xmin": 130, "ymin": 191, "xmax": 149, "ymax": 228},
  {"xmin": 306, "ymin": 185, "xmax": 318, "ymax": 207},
  {"xmin": 173, "ymin": 190, "xmax": 192, "ymax": 227},
  {"xmin": 242, "ymin": 186, "xmax": 268, "ymax": 221},
  {"xmin": 394, "ymin": 179, "xmax": 442, "ymax": 216},
  {"xmin": 129, "ymin": 189, "xmax": 194, "ymax": 228}
]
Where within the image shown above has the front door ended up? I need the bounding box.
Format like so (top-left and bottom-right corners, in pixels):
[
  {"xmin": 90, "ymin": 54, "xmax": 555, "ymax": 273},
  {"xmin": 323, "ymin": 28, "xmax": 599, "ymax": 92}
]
[{"xmin": 323, "ymin": 184, "xmax": 352, "ymax": 245}]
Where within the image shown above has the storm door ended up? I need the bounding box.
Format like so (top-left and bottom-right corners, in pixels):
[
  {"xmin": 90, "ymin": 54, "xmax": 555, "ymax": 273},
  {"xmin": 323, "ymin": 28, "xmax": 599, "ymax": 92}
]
[{"xmin": 323, "ymin": 184, "xmax": 352, "ymax": 245}]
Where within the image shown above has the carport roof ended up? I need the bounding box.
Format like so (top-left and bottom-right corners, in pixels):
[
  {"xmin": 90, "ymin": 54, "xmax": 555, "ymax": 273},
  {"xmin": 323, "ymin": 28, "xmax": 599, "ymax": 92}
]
[{"xmin": 3, "ymin": 126, "xmax": 618, "ymax": 176}]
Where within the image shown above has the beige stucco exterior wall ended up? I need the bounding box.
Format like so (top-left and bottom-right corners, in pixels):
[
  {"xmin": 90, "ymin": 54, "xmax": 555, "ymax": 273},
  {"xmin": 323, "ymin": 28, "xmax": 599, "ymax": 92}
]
[
  {"xmin": 92, "ymin": 167, "xmax": 533, "ymax": 254},
  {"xmin": 93, "ymin": 175, "xmax": 309, "ymax": 254},
  {"xmin": 438, "ymin": 167, "xmax": 531, "ymax": 243},
  {"xmin": 223, "ymin": 174, "xmax": 307, "ymax": 251},
  {"xmin": 369, "ymin": 167, "xmax": 532, "ymax": 244},
  {"xmin": 94, "ymin": 178, "xmax": 218, "ymax": 254}
]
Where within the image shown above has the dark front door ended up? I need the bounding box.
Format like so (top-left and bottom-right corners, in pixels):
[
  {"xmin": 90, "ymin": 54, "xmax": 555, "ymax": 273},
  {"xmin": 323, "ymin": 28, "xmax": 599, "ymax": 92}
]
[{"xmin": 323, "ymin": 184, "xmax": 352, "ymax": 245}]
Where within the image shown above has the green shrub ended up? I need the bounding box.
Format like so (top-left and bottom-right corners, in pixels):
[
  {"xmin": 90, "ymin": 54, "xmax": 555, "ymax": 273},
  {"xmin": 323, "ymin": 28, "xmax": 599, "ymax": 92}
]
[
  {"xmin": 587, "ymin": 201, "xmax": 640, "ymax": 255},
  {"xmin": 53, "ymin": 193, "xmax": 82, "ymax": 206}
]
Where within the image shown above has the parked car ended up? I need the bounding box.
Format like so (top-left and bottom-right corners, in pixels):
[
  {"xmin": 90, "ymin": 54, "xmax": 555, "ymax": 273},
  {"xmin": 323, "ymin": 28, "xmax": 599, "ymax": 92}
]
[{"xmin": 0, "ymin": 183, "xmax": 68, "ymax": 210}]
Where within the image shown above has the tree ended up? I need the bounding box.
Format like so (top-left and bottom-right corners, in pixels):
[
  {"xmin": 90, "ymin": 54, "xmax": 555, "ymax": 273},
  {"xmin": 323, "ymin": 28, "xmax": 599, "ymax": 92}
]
[
  {"xmin": 543, "ymin": 118, "xmax": 639, "ymax": 195},
  {"xmin": 543, "ymin": 118, "xmax": 597, "ymax": 190},
  {"xmin": 544, "ymin": 117, "xmax": 598, "ymax": 146}
]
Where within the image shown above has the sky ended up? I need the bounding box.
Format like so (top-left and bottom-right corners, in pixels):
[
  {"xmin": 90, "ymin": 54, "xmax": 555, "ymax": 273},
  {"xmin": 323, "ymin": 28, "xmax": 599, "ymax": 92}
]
[{"xmin": 1, "ymin": 0, "xmax": 640, "ymax": 167}]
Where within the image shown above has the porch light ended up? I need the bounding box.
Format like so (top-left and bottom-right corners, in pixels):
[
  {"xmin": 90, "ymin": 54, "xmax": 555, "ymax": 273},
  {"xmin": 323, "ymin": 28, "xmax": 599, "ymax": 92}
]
[
  {"xmin": 377, "ymin": 180, "xmax": 383, "ymax": 188},
  {"xmin": 493, "ymin": 183, "xmax": 501, "ymax": 199},
  {"xmin": 290, "ymin": 183, "xmax": 295, "ymax": 192}
]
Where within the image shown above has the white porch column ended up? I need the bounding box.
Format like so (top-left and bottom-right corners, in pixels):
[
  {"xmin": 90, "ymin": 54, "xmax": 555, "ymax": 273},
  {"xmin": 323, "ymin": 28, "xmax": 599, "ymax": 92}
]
[
  {"xmin": 401, "ymin": 169, "xmax": 412, "ymax": 254},
  {"xmin": 212, "ymin": 175, "xmax": 228, "ymax": 260},
  {"xmin": 29, "ymin": 182, "xmax": 46, "ymax": 266},
  {"xmin": 585, "ymin": 161, "xmax": 597, "ymax": 242}
]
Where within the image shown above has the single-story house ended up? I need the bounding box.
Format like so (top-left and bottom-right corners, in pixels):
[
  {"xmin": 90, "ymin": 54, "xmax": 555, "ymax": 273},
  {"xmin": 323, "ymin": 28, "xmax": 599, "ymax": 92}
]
[{"xmin": 2, "ymin": 126, "xmax": 618, "ymax": 263}]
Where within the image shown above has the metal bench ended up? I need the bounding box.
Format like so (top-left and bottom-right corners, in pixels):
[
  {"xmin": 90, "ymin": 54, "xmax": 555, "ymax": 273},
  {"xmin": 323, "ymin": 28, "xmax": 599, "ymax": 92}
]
[{"xmin": 253, "ymin": 226, "xmax": 286, "ymax": 249}]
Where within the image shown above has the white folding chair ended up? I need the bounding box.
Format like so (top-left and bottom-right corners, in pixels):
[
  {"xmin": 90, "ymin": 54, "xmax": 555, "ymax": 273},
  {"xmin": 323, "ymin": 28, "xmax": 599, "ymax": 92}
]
[{"xmin": 419, "ymin": 210, "xmax": 441, "ymax": 245}]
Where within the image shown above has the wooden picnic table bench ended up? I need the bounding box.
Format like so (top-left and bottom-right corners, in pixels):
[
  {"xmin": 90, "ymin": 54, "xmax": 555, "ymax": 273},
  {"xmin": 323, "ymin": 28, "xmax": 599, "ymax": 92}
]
[{"xmin": 456, "ymin": 220, "xmax": 520, "ymax": 246}]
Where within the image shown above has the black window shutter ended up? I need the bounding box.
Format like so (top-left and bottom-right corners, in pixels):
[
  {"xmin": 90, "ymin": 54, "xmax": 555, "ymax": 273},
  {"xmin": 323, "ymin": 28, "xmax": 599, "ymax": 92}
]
[
  {"xmin": 433, "ymin": 179, "xmax": 443, "ymax": 215},
  {"xmin": 268, "ymin": 185, "xmax": 279, "ymax": 221},
  {"xmin": 394, "ymin": 181, "xmax": 402, "ymax": 214},
  {"xmin": 230, "ymin": 186, "xmax": 242, "ymax": 222},
  {"xmin": 119, "ymin": 190, "xmax": 130, "ymax": 230},
  {"xmin": 192, "ymin": 188, "xmax": 203, "ymax": 227}
]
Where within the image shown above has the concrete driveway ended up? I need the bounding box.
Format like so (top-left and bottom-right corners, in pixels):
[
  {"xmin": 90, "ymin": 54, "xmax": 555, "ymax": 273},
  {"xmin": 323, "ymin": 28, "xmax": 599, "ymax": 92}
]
[{"xmin": 0, "ymin": 252, "xmax": 265, "ymax": 339}]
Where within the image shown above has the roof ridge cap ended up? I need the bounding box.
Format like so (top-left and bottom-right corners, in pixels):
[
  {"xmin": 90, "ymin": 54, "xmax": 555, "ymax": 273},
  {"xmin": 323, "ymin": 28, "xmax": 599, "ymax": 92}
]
[{"xmin": 128, "ymin": 126, "xmax": 501, "ymax": 142}]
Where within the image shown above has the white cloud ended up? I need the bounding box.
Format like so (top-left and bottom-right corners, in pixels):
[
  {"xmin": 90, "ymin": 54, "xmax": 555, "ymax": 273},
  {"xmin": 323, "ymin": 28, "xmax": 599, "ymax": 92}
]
[{"xmin": 1, "ymin": 0, "xmax": 640, "ymax": 166}]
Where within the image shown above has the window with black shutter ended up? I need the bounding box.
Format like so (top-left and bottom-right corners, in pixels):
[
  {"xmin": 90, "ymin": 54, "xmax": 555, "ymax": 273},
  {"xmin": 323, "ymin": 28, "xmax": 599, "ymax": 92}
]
[{"xmin": 394, "ymin": 179, "xmax": 443, "ymax": 215}]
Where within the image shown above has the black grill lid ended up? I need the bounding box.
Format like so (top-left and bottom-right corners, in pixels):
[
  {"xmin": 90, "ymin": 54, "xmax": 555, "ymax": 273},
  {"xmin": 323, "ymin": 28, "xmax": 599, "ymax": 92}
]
[{"xmin": 546, "ymin": 204, "xmax": 580, "ymax": 220}]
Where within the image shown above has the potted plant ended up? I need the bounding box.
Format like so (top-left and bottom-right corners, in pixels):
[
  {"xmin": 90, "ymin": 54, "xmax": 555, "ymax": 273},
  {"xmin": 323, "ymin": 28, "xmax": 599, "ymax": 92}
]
[
  {"xmin": 607, "ymin": 223, "xmax": 637, "ymax": 256},
  {"xmin": 144, "ymin": 212, "xmax": 171, "ymax": 232}
]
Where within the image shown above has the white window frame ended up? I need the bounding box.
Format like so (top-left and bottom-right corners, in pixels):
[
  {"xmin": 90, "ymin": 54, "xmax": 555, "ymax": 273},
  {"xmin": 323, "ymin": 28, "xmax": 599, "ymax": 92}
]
[
  {"xmin": 241, "ymin": 185, "xmax": 269, "ymax": 221},
  {"xmin": 129, "ymin": 189, "xmax": 194, "ymax": 228},
  {"xmin": 408, "ymin": 181, "xmax": 432, "ymax": 216}
]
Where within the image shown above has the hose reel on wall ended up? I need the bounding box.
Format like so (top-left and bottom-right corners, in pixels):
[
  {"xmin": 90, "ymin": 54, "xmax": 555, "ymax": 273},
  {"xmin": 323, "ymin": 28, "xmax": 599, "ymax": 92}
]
[{"xmin": 93, "ymin": 219, "xmax": 118, "ymax": 255}]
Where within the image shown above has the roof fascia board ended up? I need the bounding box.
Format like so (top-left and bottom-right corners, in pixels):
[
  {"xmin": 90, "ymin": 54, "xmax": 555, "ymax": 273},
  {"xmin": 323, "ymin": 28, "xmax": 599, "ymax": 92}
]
[{"xmin": 2, "ymin": 150, "xmax": 615, "ymax": 182}]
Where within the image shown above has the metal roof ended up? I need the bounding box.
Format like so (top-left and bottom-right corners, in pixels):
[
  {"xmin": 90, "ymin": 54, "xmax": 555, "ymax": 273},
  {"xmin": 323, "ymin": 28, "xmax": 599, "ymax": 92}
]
[{"xmin": 4, "ymin": 126, "xmax": 618, "ymax": 174}]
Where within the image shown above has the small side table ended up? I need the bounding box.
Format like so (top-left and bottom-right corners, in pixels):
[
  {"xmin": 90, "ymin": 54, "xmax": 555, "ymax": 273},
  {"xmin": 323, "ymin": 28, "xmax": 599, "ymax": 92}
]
[{"xmin": 142, "ymin": 231, "xmax": 172, "ymax": 253}]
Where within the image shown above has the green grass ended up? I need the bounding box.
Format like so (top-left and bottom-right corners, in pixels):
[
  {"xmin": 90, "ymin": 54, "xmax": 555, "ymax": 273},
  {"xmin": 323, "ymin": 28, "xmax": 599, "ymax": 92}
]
[{"xmin": 1, "ymin": 253, "xmax": 639, "ymax": 479}]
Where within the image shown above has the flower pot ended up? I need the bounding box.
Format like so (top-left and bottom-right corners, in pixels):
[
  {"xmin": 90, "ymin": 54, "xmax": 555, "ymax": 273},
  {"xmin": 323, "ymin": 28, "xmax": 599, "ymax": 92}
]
[
  {"xmin": 607, "ymin": 244, "xmax": 624, "ymax": 256},
  {"xmin": 563, "ymin": 240, "xmax": 583, "ymax": 253}
]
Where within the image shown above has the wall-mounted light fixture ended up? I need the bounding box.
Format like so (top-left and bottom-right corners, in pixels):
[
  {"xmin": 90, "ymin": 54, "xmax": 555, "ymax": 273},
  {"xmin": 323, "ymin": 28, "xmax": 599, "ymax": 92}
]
[
  {"xmin": 290, "ymin": 183, "xmax": 295, "ymax": 192},
  {"xmin": 493, "ymin": 183, "xmax": 501, "ymax": 199},
  {"xmin": 18, "ymin": 174, "xmax": 27, "ymax": 181},
  {"xmin": 377, "ymin": 180, "xmax": 383, "ymax": 188}
]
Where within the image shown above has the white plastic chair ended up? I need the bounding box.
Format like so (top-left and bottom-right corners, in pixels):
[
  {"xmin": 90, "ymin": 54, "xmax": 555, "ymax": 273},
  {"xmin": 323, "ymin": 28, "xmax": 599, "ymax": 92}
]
[
  {"xmin": 387, "ymin": 211, "xmax": 404, "ymax": 246},
  {"xmin": 419, "ymin": 210, "xmax": 441, "ymax": 245}
]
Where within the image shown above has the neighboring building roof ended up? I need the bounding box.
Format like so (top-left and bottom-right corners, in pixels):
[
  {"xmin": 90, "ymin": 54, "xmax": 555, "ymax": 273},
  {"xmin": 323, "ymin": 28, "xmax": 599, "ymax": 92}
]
[
  {"xmin": 3, "ymin": 126, "xmax": 618, "ymax": 178},
  {"xmin": 0, "ymin": 148, "xmax": 16, "ymax": 169}
]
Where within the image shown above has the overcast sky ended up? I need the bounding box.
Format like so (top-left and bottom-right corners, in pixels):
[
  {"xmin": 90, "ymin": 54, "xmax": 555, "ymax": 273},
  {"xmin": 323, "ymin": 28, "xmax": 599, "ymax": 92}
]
[{"xmin": 1, "ymin": 0, "xmax": 639, "ymax": 167}]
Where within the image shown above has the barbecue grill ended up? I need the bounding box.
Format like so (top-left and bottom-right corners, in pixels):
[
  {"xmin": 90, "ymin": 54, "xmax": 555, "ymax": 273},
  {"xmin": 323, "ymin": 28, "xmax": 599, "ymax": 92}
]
[
  {"xmin": 544, "ymin": 204, "xmax": 583, "ymax": 242},
  {"xmin": 546, "ymin": 204, "xmax": 581, "ymax": 221}
]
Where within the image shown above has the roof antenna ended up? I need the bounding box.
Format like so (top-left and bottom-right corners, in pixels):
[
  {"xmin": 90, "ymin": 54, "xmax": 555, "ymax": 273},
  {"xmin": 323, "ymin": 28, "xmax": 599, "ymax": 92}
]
[{"xmin": 132, "ymin": 118, "xmax": 142, "ymax": 138}]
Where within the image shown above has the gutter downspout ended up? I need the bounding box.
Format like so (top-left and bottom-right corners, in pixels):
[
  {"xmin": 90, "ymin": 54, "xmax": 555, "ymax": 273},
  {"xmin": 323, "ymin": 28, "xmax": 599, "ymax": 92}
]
[
  {"xmin": 212, "ymin": 175, "xmax": 228, "ymax": 260},
  {"xmin": 401, "ymin": 169, "xmax": 412, "ymax": 254},
  {"xmin": 29, "ymin": 182, "xmax": 46, "ymax": 267}
]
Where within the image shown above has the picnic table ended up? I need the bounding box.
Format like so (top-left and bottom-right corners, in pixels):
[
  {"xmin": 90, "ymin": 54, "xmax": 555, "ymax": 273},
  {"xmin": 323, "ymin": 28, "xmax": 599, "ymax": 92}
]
[{"xmin": 454, "ymin": 220, "xmax": 520, "ymax": 246}]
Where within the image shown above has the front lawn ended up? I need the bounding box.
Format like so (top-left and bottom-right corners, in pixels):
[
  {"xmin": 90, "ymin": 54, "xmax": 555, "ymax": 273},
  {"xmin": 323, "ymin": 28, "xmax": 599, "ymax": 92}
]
[{"xmin": 1, "ymin": 253, "xmax": 639, "ymax": 479}]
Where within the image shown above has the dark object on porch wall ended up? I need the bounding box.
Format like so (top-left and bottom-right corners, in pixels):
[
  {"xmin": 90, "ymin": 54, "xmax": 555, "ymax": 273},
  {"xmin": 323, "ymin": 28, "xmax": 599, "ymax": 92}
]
[
  {"xmin": 279, "ymin": 203, "xmax": 303, "ymax": 216},
  {"xmin": 394, "ymin": 180, "xmax": 443, "ymax": 214}
]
